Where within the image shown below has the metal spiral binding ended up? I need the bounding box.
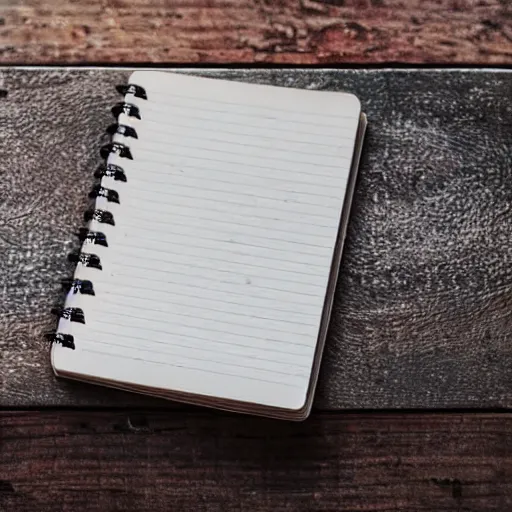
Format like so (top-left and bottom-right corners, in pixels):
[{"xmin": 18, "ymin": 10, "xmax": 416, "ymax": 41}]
[
  {"xmin": 94, "ymin": 164, "xmax": 127, "ymax": 182},
  {"xmin": 89, "ymin": 185, "xmax": 120, "ymax": 204},
  {"xmin": 107, "ymin": 124, "xmax": 138, "ymax": 139},
  {"xmin": 83, "ymin": 209, "xmax": 116, "ymax": 226},
  {"xmin": 76, "ymin": 228, "xmax": 109, "ymax": 247},
  {"xmin": 100, "ymin": 142, "xmax": 133, "ymax": 160},
  {"xmin": 51, "ymin": 307, "xmax": 86, "ymax": 324},
  {"xmin": 116, "ymin": 84, "xmax": 148, "ymax": 99},
  {"xmin": 68, "ymin": 251, "xmax": 103, "ymax": 270},
  {"xmin": 111, "ymin": 103, "xmax": 141, "ymax": 120},
  {"xmin": 48, "ymin": 82, "xmax": 148, "ymax": 351},
  {"xmin": 45, "ymin": 333, "xmax": 76, "ymax": 350},
  {"xmin": 61, "ymin": 278, "xmax": 95, "ymax": 296}
]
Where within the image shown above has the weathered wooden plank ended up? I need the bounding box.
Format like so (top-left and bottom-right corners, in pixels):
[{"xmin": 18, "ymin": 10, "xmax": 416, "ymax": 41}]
[
  {"xmin": 1, "ymin": 68, "xmax": 511, "ymax": 409},
  {"xmin": 1, "ymin": 410, "xmax": 512, "ymax": 511},
  {"xmin": 0, "ymin": 0, "xmax": 511, "ymax": 64}
]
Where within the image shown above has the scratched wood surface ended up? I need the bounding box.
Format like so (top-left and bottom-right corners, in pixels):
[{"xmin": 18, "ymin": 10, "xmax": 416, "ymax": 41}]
[
  {"xmin": 0, "ymin": 0, "xmax": 511, "ymax": 64},
  {"xmin": 1, "ymin": 410, "xmax": 512, "ymax": 511},
  {"xmin": 1, "ymin": 68, "xmax": 511, "ymax": 409}
]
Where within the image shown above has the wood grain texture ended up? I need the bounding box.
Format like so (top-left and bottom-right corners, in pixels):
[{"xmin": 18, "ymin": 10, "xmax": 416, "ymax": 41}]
[
  {"xmin": 1, "ymin": 410, "xmax": 512, "ymax": 511},
  {"xmin": 0, "ymin": 0, "xmax": 511, "ymax": 64},
  {"xmin": 1, "ymin": 68, "xmax": 512, "ymax": 409}
]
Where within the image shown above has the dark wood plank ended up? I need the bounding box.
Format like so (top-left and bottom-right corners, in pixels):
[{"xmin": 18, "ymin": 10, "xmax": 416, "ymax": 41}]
[
  {"xmin": 1, "ymin": 410, "xmax": 512, "ymax": 511},
  {"xmin": 1, "ymin": 68, "xmax": 512, "ymax": 409},
  {"xmin": 0, "ymin": 0, "xmax": 511, "ymax": 64}
]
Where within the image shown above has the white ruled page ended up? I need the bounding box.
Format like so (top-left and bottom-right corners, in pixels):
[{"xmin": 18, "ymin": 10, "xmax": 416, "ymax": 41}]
[{"xmin": 52, "ymin": 71, "xmax": 361, "ymax": 410}]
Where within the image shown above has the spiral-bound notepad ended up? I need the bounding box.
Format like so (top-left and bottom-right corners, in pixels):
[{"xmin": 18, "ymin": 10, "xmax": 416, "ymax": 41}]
[{"xmin": 50, "ymin": 71, "xmax": 366, "ymax": 420}]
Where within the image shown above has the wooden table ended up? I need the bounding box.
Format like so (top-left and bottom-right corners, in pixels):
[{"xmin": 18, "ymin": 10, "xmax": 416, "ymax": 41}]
[
  {"xmin": 0, "ymin": 0, "xmax": 511, "ymax": 64},
  {"xmin": 1, "ymin": 2, "xmax": 512, "ymax": 511}
]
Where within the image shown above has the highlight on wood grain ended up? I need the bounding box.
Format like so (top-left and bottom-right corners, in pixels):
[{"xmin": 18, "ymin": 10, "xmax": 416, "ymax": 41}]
[
  {"xmin": 0, "ymin": 0, "xmax": 511, "ymax": 64},
  {"xmin": 1, "ymin": 411, "xmax": 512, "ymax": 511}
]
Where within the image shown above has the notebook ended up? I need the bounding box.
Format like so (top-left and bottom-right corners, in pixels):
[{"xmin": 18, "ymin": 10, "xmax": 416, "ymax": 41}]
[{"xmin": 49, "ymin": 71, "xmax": 366, "ymax": 420}]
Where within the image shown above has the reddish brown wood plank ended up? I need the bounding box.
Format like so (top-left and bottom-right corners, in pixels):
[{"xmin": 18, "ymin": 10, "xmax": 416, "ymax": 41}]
[
  {"xmin": 1, "ymin": 411, "xmax": 512, "ymax": 511},
  {"xmin": 0, "ymin": 0, "xmax": 511, "ymax": 64}
]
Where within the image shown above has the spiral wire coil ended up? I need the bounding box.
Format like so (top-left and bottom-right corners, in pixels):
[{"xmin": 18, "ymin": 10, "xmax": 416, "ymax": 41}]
[{"xmin": 46, "ymin": 83, "xmax": 148, "ymax": 350}]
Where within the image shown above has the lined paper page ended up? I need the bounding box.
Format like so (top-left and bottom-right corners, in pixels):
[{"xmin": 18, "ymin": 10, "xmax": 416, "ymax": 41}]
[{"xmin": 53, "ymin": 71, "xmax": 361, "ymax": 410}]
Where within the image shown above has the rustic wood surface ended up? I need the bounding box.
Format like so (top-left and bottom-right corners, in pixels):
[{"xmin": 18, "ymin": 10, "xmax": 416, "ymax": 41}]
[
  {"xmin": 1, "ymin": 68, "xmax": 511, "ymax": 410},
  {"xmin": 0, "ymin": 0, "xmax": 511, "ymax": 64},
  {"xmin": 1, "ymin": 8, "xmax": 512, "ymax": 511},
  {"xmin": 1, "ymin": 410, "xmax": 512, "ymax": 511}
]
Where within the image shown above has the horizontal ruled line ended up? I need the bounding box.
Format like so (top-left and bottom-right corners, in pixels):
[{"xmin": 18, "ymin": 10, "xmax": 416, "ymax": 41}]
[
  {"xmin": 83, "ymin": 334, "xmax": 309, "ymax": 377},
  {"xmin": 125, "ymin": 200, "xmax": 338, "ymax": 230},
  {"xmin": 110, "ymin": 263, "xmax": 323, "ymax": 298},
  {"xmin": 91, "ymin": 308, "xmax": 315, "ymax": 347},
  {"xmin": 137, "ymin": 119, "xmax": 354, "ymax": 151},
  {"xmin": 132, "ymin": 228, "xmax": 330, "ymax": 255},
  {"xmin": 124, "ymin": 192, "xmax": 336, "ymax": 221},
  {"xmin": 88, "ymin": 327, "xmax": 310, "ymax": 368},
  {"xmin": 126, "ymin": 183, "xmax": 340, "ymax": 213},
  {"xmin": 144, "ymin": 88, "xmax": 354, "ymax": 120},
  {"xmin": 136, "ymin": 117, "xmax": 351, "ymax": 148},
  {"xmin": 137, "ymin": 108, "xmax": 344, "ymax": 139},
  {"xmin": 112, "ymin": 245, "xmax": 326, "ymax": 278},
  {"xmin": 99, "ymin": 298, "xmax": 315, "ymax": 337},
  {"xmin": 134, "ymin": 141, "xmax": 350, "ymax": 169},
  {"xmin": 108, "ymin": 272, "xmax": 318, "ymax": 309},
  {"xmin": 142, "ymin": 101, "xmax": 354, "ymax": 131},
  {"xmin": 133, "ymin": 161, "xmax": 346, "ymax": 188},
  {"xmin": 112, "ymin": 242, "xmax": 329, "ymax": 277},
  {"xmin": 96, "ymin": 318, "xmax": 312, "ymax": 357},
  {"xmin": 128, "ymin": 216, "xmax": 333, "ymax": 242},
  {"xmin": 83, "ymin": 347, "xmax": 303, "ymax": 388},
  {"xmin": 100, "ymin": 289, "xmax": 317, "ymax": 327},
  {"xmin": 126, "ymin": 173, "xmax": 343, "ymax": 201}
]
